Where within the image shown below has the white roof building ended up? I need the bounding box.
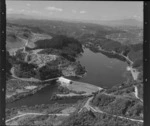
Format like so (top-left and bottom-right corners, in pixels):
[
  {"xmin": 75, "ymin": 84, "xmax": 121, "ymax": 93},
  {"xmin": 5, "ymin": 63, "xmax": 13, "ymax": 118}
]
[{"xmin": 57, "ymin": 77, "xmax": 72, "ymax": 86}]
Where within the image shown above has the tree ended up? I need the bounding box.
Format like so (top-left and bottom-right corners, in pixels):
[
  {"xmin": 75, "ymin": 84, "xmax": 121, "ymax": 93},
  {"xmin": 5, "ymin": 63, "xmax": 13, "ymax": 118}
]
[{"xmin": 38, "ymin": 65, "xmax": 61, "ymax": 80}]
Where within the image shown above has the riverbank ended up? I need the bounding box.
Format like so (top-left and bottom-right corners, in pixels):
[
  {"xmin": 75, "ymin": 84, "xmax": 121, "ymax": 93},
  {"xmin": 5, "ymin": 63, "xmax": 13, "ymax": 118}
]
[
  {"xmin": 60, "ymin": 79, "xmax": 102, "ymax": 94},
  {"xmin": 8, "ymin": 46, "xmax": 139, "ymax": 105},
  {"xmin": 11, "ymin": 67, "xmax": 59, "ymax": 82},
  {"xmin": 7, "ymin": 66, "xmax": 59, "ymax": 103},
  {"xmin": 50, "ymin": 78, "xmax": 103, "ymax": 100},
  {"xmin": 6, "ymin": 81, "xmax": 51, "ymax": 103},
  {"xmin": 96, "ymin": 46, "xmax": 140, "ymax": 81}
]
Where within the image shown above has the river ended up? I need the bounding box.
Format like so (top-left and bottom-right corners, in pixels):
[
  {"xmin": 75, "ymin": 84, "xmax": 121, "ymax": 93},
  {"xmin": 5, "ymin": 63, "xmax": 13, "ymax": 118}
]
[
  {"xmin": 7, "ymin": 48, "xmax": 127, "ymax": 108},
  {"xmin": 6, "ymin": 81, "xmax": 82, "ymax": 108}
]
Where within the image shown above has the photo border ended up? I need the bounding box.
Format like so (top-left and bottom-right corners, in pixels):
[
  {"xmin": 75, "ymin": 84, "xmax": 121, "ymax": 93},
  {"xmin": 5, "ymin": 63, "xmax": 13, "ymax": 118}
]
[
  {"xmin": 0, "ymin": 1, "xmax": 149, "ymax": 126},
  {"xmin": 0, "ymin": 0, "xmax": 6, "ymax": 125},
  {"xmin": 144, "ymin": 1, "xmax": 150, "ymax": 126}
]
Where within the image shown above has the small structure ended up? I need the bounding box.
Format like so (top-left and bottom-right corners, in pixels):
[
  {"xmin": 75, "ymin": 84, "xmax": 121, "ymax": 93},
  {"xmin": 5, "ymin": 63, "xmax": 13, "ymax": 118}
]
[
  {"xmin": 126, "ymin": 66, "xmax": 131, "ymax": 71},
  {"xmin": 57, "ymin": 77, "xmax": 72, "ymax": 86},
  {"xmin": 98, "ymin": 87, "xmax": 103, "ymax": 91}
]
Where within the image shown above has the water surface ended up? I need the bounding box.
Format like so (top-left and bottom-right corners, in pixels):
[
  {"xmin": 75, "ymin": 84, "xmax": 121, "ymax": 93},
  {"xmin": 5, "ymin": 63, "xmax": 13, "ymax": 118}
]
[
  {"xmin": 7, "ymin": 48, "xmax": 127, "ymax": 108},
  {"xmin": 7, "ymin": 81, "xmax": 81, "ymax": 108},
  {"xmin": 68, "ymin": 48, "xmax": 127, "ymax": 88}
]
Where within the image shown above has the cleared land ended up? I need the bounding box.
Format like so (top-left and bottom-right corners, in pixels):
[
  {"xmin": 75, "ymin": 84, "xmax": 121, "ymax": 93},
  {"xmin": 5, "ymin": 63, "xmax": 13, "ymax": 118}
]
[{"xmin": 59, "ymin": 79, "xmax": 102, "ymax": 96}]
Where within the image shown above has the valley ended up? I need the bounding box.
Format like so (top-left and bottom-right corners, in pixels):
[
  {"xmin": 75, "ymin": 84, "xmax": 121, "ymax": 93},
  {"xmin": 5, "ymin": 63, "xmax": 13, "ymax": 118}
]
[{"xmin": 6, "ymin": 18, "xmax": 143, "ymax": 126}]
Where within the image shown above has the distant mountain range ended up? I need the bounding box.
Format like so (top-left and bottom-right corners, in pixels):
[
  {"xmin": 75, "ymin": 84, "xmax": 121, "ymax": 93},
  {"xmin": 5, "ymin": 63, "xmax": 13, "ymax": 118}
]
[
  {"xmin": 91, "ymin": 19, "xmax": 143, "ymax": 27},
  {"xmin": 7, "ymin": 14, "xmax": 43, "ymax": 20},
  {"xmin": 7, "ymin": 14, "xmax": 143, "ymax": 27}
]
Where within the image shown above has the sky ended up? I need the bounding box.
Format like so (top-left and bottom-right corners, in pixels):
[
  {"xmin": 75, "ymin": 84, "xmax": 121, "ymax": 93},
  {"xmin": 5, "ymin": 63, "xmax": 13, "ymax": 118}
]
[{"xmin": 6, "ymin": 1, "xmax": 143, "ymax": 21}]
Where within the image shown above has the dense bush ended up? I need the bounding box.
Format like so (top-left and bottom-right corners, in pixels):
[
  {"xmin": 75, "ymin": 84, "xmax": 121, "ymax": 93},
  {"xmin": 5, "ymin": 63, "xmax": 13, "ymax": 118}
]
[
  {"xmin": 62, "ymin": 111, "xmax": 96, "ymax": 126},
  {"xmin": 7, "ymin": 33, "xmax": 17, "ymax": 42},
  {"xmin": 91, "ymin": 91, "xmax": 143, "ymax": 120},
  {"xmin": 14, "ymin": 62, "xmax": 37, "ymax": 78},
  {"xmin": 35, "ymin": 35, "xmax": 83, "ymax": 61},
  {"xmin": 62, "ymin": 111, "xmax": 142, "ymax": 126},
  {"xmin": 92, "ymin": 93, "xmax": 116, "ymax": 107},
  {"xmin": 35, "ymin": 35, "xmax": 83, "ymax": 53},
  {"xmin": 57, "ymin": 86, "xmax": 70, "ymax": 94},
  {"xmin": 122, "ymin": 46, "xmax": 130, "ymax": 56},
  {"xmin": 137, "ymin": 83, "xmax": 143, "ymax": 100},
  {"xmin": 138, "ymin": 72, "xmax": 143, "ymax": 81},
  {"xmin": 38, "ymin": 48, "xmax": 61, "ymax": 55},
  {"xmin": 37, "ymin": 65, "xmax": 61, "ymax": 80},
  {"xmin": 132, "ymin": 59, "xmax": 143, "ymax": 68},
  {"xmin": 109, "ymin": 98, "xmax": 133, "ymax": 115},
  {"xmin": 130, "ymin": 43, "xmax": 143, "ymax": 52},
  {"xmin": 75, "ymin": 63, "xmax": 86, "ymax": 75},
  {"xmin": 15, "ymin": 49, "xmax": 27, "ymax": 62},
  {"xmin": 127, "ymin": 102, "xmax": 143, "ymax": 118},
  {"xmin": 99, "ymin": 50, "xmax": 126, "ymax": 62}
]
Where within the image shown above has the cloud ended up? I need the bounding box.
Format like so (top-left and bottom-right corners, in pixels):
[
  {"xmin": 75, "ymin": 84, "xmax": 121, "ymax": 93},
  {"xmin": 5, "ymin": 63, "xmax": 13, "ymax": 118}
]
[
  {"xmin": 133, "ymin": 15, "xmax": 141, "ymax": 19},
  {"xmin": 31, "ymin": 10, "xmax": 42, "ymax": 14},
  {"xmin": 72, "ymin": 10, "xmax": 77, "ymax": 13},
  {"xmin": 7, "ymin": 8, "xmax": 14, "ymax": 12},
  {"xmin": 26, "ymin": 3, "xmax": 31, "ymax": 7},
  {"xmin": 20, "ymin": 10, "xmax": 41, "ymax": 15},
  {"xmin": 7, "ymin": 8, "xmax": 42, "ymax": 15},
  {"xmin": 80, "ymin": 11, "xmax": 86, "ymax": 14},
  {"xmin": 20, "ymin": 9, "xmax": 25, "ymax": 12},
  {"xmin": 45, "ymin": 6, "xmax": 63, "ymax": 12}
]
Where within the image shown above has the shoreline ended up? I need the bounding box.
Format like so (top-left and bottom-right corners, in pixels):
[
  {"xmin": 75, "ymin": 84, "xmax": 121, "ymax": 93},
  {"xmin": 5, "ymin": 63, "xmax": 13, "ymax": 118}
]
[
  {"xmin": 7, "ymin": 46, "xmax": 139, "ymax": 107},
  {"xmin": 96, "ymin": 47, "xmax": 139, "ymax": 81},
  {"xmin": 51, "ymin": 78, "xmax": 103, "ymax": 100},
  {"xmin": 10, "ymin": 67, "xmax": 59, "ymax": 82},
  {"xmin": 6, "ymin": 83, "xmax": 50, "ymax": 104}
]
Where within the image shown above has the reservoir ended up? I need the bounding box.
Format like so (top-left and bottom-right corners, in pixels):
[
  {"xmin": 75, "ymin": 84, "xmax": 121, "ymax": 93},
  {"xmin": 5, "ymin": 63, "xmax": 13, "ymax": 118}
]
[
  {"xmin": 68, "ymin": 48, "xmax": 127, "ymax": 88},
  {"xmin": 7, "ymin": 48, "xmax": 127, "ymax": 108}
]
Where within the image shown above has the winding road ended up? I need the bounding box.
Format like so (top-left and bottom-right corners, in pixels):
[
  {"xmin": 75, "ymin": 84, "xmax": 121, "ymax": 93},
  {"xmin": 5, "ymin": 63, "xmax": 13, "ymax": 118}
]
[
  {"xmin": 79, "ymin": 96, "xmax": 143, "ymax": 123},
  {"xmin": 10, "ymin": 67, "xmax": 59, "ymax": 82},
  {"xmin": 6, "ymin": 112, "xmax": 69, "ymax": 123},
  {"xmin": 7, "ymin": 38, "xmax": 143, "ymax": 124},
  {"xmin": 6, "ymin": 96, "xmax": 143, "ymax": 124}
]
